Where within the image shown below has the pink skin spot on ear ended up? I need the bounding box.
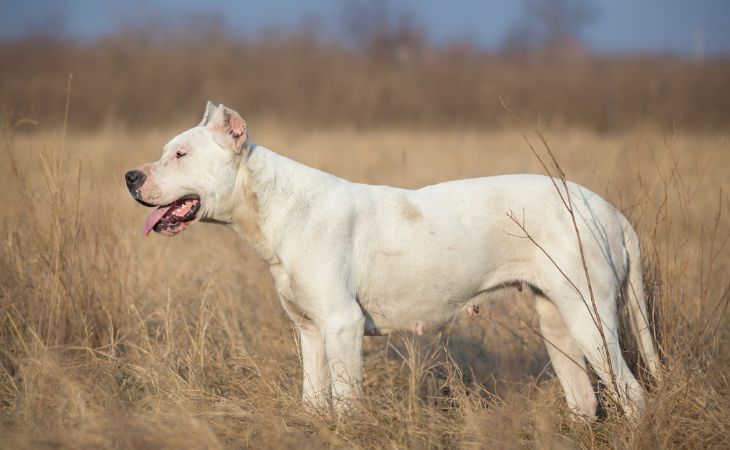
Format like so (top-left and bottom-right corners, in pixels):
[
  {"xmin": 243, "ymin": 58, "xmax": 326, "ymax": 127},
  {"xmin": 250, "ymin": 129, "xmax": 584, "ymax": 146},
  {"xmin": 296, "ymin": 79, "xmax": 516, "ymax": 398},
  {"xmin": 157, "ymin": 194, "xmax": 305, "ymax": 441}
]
[
  {"xmin": 467, "ymin": 304, "xmax": 479, "ymax": 318},
  {"xmin": 415, "ymin": 321, "xmax": 424, "ymax": 336},
  {"xmin": 228, "ymin": 114, "xmax": 247, "ymax": 144}
]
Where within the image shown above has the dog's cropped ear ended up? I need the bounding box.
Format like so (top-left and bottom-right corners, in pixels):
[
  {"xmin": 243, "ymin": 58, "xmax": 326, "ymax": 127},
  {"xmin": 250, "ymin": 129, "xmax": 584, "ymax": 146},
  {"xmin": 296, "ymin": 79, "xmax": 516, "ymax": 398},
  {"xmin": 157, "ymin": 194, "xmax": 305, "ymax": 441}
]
[
  {"xmin": 206, "ymin": 104, "xmax": 249, "ymax": 154},
  {"xmin": 199, "ymin": 101, "xmax": 218, "ymax": 127}
]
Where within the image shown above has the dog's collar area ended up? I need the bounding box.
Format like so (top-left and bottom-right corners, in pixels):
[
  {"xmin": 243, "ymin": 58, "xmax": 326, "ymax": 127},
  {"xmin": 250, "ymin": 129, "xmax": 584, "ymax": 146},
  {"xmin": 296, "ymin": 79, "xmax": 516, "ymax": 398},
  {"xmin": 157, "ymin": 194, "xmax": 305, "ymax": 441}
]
[{"xmin": 245, "ymin": 141, "xmax": 257, "ymax": 158}]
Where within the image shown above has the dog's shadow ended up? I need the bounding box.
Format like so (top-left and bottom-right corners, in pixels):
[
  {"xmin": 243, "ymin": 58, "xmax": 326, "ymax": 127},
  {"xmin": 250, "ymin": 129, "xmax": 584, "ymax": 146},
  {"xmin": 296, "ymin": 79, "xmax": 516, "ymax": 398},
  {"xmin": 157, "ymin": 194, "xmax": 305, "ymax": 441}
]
[
  {"xmin": 362, "ymin": 287, "xmax": 648, "ymax": 415},
  {"xmin": 363, "ymin": 290, "xmax": 552, "ymax": 404}
]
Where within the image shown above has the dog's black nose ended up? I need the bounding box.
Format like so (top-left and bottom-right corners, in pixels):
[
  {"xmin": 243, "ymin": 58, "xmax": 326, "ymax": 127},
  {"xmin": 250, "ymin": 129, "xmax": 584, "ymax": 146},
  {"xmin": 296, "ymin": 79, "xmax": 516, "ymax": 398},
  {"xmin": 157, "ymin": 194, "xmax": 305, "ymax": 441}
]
[{"xmin": 125, "ymin": 170, "xmax": 145, "ymax": 189}]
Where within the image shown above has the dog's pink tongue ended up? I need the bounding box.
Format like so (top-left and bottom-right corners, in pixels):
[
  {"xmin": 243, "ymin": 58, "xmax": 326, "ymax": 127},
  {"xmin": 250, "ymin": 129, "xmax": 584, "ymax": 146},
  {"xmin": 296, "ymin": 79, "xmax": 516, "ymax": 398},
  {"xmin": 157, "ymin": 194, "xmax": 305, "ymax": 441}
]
[{"xmin": 143, "ymin": 205, "xmax": 175, "ymax": 236}]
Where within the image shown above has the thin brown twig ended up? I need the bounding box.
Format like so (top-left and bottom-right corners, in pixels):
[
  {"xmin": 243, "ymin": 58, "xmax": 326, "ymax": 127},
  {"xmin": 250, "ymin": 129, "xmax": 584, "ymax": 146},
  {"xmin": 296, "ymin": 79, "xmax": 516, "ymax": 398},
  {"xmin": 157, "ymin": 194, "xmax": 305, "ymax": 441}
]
[
  {"xmin": 499, "ymin": 97, "xmax": 622, "ymax": 408},
  {"xmin": 535, "ymin": 128, "xmax": 622, "ymax": 405}
]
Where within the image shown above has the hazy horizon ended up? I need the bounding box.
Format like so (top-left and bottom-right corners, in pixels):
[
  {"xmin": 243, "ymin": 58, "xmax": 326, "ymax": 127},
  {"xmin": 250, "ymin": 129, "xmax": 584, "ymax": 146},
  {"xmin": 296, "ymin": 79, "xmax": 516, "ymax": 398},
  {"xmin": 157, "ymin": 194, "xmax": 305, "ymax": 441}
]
[{"xmin": 2, "ymin": 0, "xmax": 729, "ymax": 56}]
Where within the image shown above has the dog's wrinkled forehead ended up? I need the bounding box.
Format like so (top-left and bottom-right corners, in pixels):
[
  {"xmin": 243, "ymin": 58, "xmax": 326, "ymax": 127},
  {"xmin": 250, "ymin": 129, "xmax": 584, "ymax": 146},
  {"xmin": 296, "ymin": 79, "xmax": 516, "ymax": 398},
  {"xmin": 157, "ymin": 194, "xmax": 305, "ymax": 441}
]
[
  {"xmin": 161, "ymin": 128, "xmax": 209, "ymax": 157},
  {"xmin": 155, "ymin": 101, "xmax": 249, "ymax": 161}
]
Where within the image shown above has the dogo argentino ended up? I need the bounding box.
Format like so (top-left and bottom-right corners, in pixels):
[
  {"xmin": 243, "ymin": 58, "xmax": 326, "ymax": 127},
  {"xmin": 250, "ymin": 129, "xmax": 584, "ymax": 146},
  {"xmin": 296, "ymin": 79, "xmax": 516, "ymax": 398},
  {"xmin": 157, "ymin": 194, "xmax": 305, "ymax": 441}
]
[{"xmin": 125, "ymin": 102, "xmax": 660, "ymax": 419}]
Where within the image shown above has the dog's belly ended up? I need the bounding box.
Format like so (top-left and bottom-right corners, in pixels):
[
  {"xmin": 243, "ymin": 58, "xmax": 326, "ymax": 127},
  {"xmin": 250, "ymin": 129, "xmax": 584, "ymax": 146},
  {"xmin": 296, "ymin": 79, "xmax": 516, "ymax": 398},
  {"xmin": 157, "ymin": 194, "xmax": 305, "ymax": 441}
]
[
  {"xmin": 354, "ymin": 228, "xmax": 533, "ymax": 335},
  {"xmin": 360, "ymin": 291, "xmax": 474, "ymax": 335},
  {"xmin": 357, "ymin": 257, "xmax": 530, "ymax": 335}
]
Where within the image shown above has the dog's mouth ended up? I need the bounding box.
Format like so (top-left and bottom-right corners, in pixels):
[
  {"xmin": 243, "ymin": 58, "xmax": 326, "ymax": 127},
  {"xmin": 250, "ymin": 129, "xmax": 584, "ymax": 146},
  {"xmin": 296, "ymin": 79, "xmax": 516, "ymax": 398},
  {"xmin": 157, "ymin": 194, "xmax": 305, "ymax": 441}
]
[{"xmin": 143, "ymin": 194, "xmax": 201, "ymax": 236}]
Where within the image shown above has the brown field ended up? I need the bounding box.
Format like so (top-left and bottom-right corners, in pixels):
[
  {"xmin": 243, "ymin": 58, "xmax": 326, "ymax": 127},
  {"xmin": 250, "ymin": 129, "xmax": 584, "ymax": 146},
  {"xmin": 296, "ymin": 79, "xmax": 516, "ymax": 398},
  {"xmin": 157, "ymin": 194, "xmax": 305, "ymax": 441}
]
[{"xmin": 1, "ymin": 115, "xmax": 728, "ymax": 448}]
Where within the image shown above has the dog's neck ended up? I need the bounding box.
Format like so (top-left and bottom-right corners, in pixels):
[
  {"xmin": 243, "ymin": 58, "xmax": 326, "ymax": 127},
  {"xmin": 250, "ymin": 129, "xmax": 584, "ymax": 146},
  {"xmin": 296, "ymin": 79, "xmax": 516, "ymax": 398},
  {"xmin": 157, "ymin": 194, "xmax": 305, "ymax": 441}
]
[{"xmin": 228, "ymin": 145, "xmax": 341, "ymax": 264}]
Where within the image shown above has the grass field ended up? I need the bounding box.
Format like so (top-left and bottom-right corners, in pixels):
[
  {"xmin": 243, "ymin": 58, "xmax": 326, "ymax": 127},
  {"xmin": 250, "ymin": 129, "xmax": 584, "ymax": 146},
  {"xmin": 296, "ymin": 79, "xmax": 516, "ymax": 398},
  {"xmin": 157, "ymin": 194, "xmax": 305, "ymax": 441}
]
[{"xmin": 1, "ymin": 119, "xmax": 729, "ymax": 448}]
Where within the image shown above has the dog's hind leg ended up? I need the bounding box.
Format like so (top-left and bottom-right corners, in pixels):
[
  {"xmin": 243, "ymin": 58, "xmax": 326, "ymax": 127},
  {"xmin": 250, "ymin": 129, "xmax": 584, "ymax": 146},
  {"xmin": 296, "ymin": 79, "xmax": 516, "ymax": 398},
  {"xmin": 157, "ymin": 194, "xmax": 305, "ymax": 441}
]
[
  {"xmin": 540, "ymin": 270, "xmax": 645, "ymax": 420},
  {"xmin": 534, "ymin": 294, "xmax": 598, "ymax": 417}
]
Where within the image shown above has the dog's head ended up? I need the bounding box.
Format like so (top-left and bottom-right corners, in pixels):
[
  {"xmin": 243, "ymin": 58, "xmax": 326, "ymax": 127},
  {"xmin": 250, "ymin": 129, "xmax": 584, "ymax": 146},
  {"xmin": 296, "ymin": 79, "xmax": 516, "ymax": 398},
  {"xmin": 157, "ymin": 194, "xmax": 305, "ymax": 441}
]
[{"xmin": 125, "ymin": 102, "xmax": 250, "ymax": 236}]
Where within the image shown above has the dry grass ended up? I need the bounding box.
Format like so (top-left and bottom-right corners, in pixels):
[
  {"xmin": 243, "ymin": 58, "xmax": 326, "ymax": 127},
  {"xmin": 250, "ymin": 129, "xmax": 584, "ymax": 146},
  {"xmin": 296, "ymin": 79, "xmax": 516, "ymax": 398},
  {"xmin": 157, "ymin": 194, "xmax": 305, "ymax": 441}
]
[{"xmin": 1, "ymin": 117, "xmax": 729, "ymax": 448}]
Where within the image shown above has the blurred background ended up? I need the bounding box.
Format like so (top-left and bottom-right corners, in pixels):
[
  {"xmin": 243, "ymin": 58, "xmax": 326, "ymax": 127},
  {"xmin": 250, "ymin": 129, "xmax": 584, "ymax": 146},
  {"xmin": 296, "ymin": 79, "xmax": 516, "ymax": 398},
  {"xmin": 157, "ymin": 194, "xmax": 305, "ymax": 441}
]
[
  {"xmin": 2, "ymin": 2, "xmax": 730, "ymax": 448},
  {"xmin": 2, "ymin": 0, "xmax": 729, "ymax": 132}
]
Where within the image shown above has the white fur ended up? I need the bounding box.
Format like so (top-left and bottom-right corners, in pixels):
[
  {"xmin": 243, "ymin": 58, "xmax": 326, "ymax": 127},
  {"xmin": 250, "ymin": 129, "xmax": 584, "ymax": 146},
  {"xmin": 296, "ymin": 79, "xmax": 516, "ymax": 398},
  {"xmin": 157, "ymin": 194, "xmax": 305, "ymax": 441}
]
[{"xmin": 129, "ymin": 103, "xmax": 660, "ymax": 419}]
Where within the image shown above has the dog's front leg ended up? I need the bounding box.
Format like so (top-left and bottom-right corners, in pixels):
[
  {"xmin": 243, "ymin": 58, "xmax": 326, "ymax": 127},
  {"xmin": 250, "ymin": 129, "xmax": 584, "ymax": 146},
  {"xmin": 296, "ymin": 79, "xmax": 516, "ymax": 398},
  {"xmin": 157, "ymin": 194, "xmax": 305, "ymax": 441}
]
[
  {"xmin": 323, "ymin": 304, "xmax": 365, "ymax": 413},
  {"xmin": 299, "ymin": 322, "xmax": 330, "ymax": 409}
]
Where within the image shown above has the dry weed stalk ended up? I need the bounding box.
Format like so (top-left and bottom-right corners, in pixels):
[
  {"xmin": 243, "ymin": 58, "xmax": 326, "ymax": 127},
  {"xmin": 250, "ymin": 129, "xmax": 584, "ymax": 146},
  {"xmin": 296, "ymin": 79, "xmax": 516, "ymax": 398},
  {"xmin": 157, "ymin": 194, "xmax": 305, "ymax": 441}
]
[
  {"xmin": 500, "ymin": 96, "xmax": 625, "ymax": 411},
  {"xmin": 508, "ymin": 129, "xmax": 624, "ymax": 411}
]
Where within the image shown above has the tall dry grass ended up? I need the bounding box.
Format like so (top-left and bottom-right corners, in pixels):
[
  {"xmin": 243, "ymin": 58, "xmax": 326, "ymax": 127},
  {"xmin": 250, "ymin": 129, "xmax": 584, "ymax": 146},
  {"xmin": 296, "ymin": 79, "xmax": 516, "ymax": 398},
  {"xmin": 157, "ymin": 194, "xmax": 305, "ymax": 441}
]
[{"xmin": 0, "ymin": 112, "xmax": 728, "ymax": 448}]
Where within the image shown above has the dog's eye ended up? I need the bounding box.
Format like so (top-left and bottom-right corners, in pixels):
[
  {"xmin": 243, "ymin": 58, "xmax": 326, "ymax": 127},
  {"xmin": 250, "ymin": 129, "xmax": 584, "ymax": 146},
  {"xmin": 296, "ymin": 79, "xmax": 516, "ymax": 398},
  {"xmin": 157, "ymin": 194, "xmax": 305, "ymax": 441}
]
[{"xmin": 175, "ymin": 150, "xmax": 187, "ymax": 159}]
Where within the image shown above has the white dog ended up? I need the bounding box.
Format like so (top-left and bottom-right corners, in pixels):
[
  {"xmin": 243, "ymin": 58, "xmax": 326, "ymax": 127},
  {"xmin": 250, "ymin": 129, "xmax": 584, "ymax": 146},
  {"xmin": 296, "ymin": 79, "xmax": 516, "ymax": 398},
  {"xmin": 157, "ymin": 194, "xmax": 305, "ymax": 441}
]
[{"xmin": 125, "ymin": 102, "xmax": 660, "ymax": 419}]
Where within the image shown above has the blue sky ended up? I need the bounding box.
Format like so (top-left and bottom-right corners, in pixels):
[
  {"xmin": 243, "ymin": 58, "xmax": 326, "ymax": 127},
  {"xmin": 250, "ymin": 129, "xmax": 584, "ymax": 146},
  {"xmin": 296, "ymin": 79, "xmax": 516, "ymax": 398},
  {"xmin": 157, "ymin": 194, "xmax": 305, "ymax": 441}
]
[{"xmin": 2, "ymin": 0, "xmax": 729, "ymax": 55}]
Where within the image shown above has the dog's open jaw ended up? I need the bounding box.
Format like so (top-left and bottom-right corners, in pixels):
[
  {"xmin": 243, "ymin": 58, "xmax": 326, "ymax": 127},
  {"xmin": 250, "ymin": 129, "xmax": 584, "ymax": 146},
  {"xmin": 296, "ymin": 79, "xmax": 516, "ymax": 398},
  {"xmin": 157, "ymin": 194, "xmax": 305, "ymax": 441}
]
[{"xmin": 143, "ymin": 194, "xmax": 201, "ymax": 236}]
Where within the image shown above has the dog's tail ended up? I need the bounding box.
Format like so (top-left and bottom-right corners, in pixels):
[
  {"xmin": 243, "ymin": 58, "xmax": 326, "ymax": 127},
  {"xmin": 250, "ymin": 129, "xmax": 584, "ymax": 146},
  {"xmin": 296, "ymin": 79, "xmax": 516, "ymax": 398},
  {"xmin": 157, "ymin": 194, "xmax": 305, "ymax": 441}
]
[{"xmin": 622, "ymin": 219, "xmax": 661, "ymax": 379}]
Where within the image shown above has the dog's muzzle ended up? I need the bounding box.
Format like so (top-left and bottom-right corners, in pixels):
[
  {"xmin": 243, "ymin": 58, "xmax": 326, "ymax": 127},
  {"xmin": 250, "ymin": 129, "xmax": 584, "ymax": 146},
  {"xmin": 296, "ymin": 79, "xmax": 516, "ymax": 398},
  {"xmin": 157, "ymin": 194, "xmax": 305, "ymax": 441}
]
[
  {"xmin": 125, "ymin": 169, "xmax": 145, "ymax": 190},
  {"xmin": 125, "ymin": 170, "xmax": 154, "ymax": 206}
]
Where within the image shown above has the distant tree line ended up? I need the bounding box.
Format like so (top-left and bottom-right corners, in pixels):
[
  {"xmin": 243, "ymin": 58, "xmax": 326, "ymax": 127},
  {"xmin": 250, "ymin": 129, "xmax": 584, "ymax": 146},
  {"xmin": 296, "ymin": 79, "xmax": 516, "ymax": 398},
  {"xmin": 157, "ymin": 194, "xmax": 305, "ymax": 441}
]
[{"xmin": 1, "ymin": 0, "xmax": 728, "ymax": 131}]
